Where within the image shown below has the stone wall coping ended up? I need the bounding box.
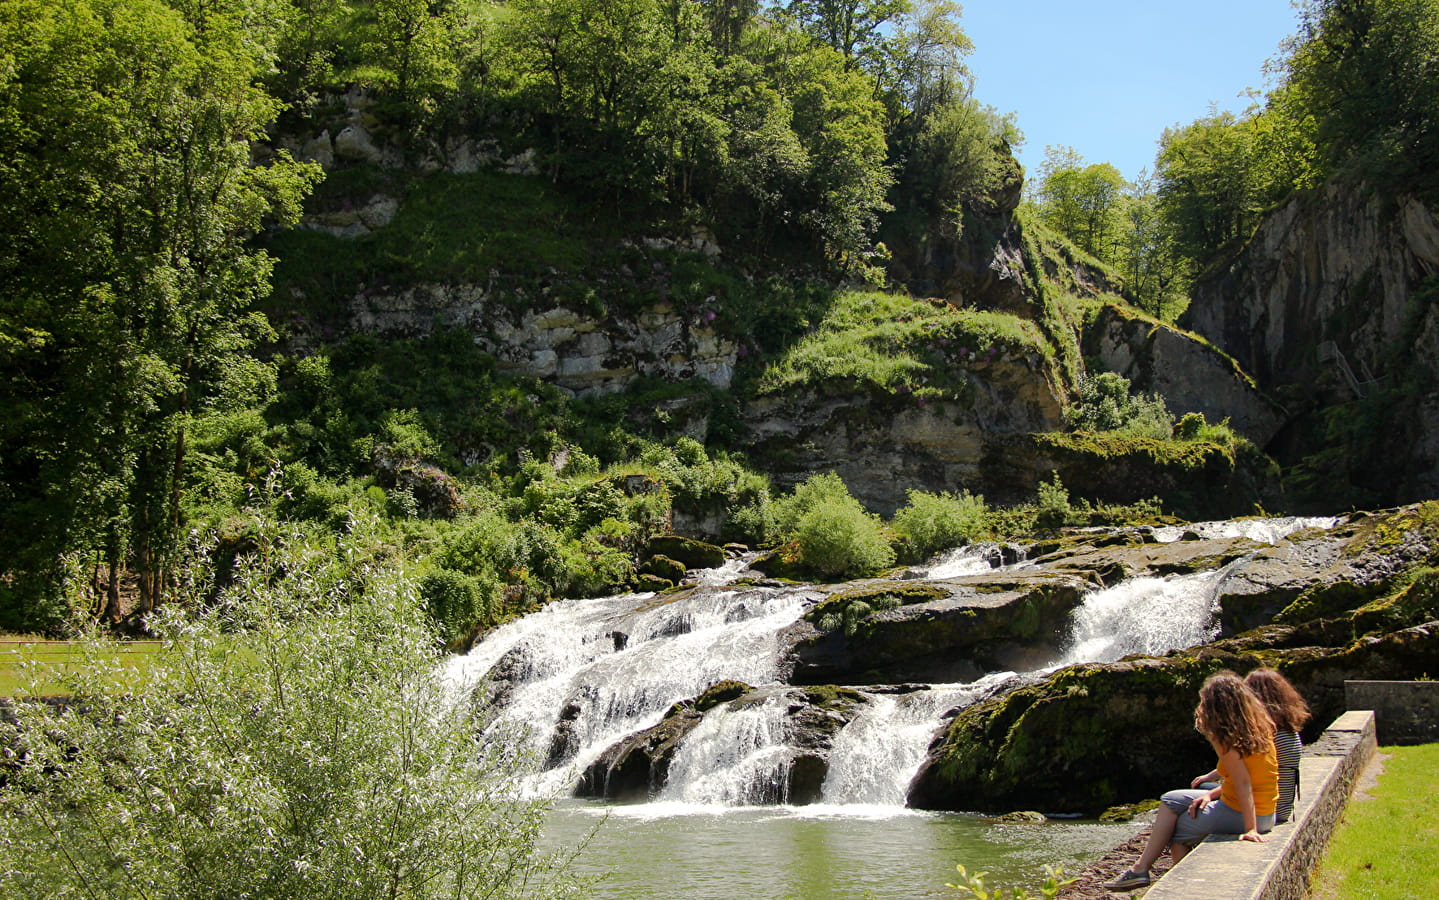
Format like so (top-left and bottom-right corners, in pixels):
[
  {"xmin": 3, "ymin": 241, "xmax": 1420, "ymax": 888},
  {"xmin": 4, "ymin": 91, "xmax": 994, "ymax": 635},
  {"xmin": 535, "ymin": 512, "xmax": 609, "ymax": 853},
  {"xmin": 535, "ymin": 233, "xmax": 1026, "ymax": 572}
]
[{"xmin": 1140, "ymin": 710, "xmax": 1377, "ymax": 900}]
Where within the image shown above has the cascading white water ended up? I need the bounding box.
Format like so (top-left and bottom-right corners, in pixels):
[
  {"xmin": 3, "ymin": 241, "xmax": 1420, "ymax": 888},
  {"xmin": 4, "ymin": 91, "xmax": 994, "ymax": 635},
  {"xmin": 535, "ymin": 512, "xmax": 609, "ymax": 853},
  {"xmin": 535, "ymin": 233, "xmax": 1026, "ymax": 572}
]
[
  {"xmin": 658, "ymin": 696, "xmax": 794, "ymax": 805},
  {"xmin": 1150, "ymin": 516, "xmax": 1337, "ymax": 544},
  {"xmin": 444, "ymin": 580, "xmax": 811, "ymax": 795},
  {"xmin": 913, "ymin": 543, "xmax": 1022, "ymax": 579},
  {"xmin": 449, "ymin": 516, "xmax": 1324, "ymax": 809},
  {"xmin": 1055, "ymin": 569, "xmax": 1228, "ymax": 666},
  {"xmin": 820, "ymin": 673, "xmax": 1016, "ymax": 806}
]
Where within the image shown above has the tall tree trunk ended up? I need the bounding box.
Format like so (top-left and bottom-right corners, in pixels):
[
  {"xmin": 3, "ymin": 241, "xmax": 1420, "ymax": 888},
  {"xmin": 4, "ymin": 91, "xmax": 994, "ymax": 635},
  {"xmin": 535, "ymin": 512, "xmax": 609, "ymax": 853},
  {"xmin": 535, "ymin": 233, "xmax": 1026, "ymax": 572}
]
[{"xmin": 103, "ymin": 532, "xmax": 123, "ymax": 624}]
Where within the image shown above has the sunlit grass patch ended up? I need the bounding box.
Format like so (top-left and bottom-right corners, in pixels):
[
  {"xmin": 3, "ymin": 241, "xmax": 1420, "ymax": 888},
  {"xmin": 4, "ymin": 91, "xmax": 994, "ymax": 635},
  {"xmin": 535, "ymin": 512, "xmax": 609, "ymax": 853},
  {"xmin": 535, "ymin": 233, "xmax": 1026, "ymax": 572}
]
[
  {"xmin": 1309, "ymin": 743, "xmax": 1439, "ymax": 899},
  {"xmin": 0, "ymin": 639, "xmax": 165, "ymax": 697}
]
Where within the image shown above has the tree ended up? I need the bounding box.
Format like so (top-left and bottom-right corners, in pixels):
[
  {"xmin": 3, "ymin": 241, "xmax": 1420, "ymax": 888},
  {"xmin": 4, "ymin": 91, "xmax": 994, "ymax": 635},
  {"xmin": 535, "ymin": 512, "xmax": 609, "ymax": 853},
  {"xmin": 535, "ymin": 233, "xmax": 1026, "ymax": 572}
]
[
  {"xmin": 1033, "ymin": 146, "xmax": 1126, "ymax": 260},
  {"xmin": 1114, "ymin": 171, "xmax": 1187, "ymax": 318},
  {"xmin": 1153, "ymin": 112, "xmax": 1270, "ymax": 265},
  {"xmin": 783, "ymin": 0, "xmax": 911, "ymax": 65},
  {"xmin": 0, "ymin": 0, "xmax": 318, "ymax": 628},
  {"xmin": 701, "ymin": 0, "xmax": 758, "ymax": 54},
  {"xmin": 1279, "ymin": 0, "xmax": 1439, "ymax": 186},
  {"xmin": 0, "ymin": 525, "xmax": 577, "ymax": 900}
]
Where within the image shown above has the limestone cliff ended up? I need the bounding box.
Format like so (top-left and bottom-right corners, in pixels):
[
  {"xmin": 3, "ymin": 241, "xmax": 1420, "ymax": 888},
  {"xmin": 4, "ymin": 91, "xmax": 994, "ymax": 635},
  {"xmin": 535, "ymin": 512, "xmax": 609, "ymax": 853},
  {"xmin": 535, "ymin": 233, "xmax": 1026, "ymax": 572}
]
[
  {"xmin": 351, "ymin": 285, "xmax": 736, "ymax": 399},
  {"xmin": 1184, "ymin": 181, "xmax": 1439, "ymax": 500},
  {"xmin": 266, "ymin": 103, "xmax": 1286, "ymax": 513}
]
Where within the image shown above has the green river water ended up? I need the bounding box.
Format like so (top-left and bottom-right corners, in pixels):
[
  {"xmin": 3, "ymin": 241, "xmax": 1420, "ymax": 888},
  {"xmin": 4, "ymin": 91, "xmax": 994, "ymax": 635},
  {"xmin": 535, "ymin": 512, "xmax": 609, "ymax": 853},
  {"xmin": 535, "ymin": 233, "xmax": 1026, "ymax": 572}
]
[{"xmin": 545, "ymin": 801, "xmax": 1135, "ymax": 899}]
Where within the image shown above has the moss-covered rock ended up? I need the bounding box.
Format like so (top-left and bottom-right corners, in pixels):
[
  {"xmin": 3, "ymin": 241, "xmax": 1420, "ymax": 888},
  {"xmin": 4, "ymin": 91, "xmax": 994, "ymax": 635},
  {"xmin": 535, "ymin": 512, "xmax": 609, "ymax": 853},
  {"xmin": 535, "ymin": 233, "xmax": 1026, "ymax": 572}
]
[
  {"xmin": 908, "ymin": 654, "xmax": 1236, "ymax": 814},
  {"xmin": 634, "ymin": 573, "xmax": 674, "ymax": 592},
  {"xmin": 750, "ymin": 541, "xmax": 809, "ymax": 581},
  {"xmin": 906, "ymin": 595, "xmax": 1439, "ymax": 815},
  {"xmin": 694, "ymin": 679, "xmax": 753, "ymax": 712},
  {"xmin": 783, "ymin": 573, "xmax": 1091, "ymax": 685},
  {"xmin": 804, "ymin": 584, "xmax": 949, "ymax": 632},
  {"xmin": 1100, "ymin": 799, "xmax": 1160, "ymax": 823},
  {"xmin": 646, "ymin": 535, "xmax": 727, "ymax": 570},
  {"xmin": 980, "ymin": 431, "xmax": 1280, "ymax": 522},
  {"xmin": 642, "ymin": 554, "xmax": 687, "ymax": 583}
]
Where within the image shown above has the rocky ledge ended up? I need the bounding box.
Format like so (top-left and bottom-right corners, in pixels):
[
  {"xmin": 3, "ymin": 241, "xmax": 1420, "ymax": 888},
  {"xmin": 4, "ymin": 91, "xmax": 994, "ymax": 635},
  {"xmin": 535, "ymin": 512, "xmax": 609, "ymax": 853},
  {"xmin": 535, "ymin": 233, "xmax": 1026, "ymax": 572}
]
[{"xmin": 907, "ymin": 504, "xmax": 1439, "ymax": 814}]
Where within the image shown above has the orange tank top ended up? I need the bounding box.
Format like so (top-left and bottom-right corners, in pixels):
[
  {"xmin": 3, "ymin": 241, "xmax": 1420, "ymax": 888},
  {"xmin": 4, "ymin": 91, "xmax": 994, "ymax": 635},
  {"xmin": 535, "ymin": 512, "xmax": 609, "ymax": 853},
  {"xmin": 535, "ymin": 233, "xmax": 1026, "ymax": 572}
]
[{"xmin": 1219, "ymin": 738, "xmax": 1278, "ymax": 817}]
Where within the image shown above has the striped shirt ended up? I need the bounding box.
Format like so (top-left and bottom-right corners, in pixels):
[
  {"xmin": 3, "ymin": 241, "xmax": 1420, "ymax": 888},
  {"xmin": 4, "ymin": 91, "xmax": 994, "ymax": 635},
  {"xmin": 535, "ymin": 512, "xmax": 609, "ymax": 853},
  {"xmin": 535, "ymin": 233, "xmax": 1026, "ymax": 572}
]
[{"xmin": 1276, "ymin": 730, "xmax": 1303, "ymax": 823}]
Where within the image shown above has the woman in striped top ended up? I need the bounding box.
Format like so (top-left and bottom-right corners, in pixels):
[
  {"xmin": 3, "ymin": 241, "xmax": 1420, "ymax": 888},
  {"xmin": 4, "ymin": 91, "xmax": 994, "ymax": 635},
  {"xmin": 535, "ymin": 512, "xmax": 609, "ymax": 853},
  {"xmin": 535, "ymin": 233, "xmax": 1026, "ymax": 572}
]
[
  {"xmin": 1245, "ymin": 667, "xmax": 1310, "ymax": 824},
  {"xmin": 1103, "ymin": 672, "xmax": 1279, "ymax": 891}
]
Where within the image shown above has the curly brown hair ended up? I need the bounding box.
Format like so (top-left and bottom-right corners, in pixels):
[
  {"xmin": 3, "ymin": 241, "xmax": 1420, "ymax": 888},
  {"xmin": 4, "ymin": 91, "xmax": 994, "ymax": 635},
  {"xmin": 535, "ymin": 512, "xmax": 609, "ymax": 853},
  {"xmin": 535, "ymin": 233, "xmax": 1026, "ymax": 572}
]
[
  {"xmin": 1195, "ymin": 671, "xmax": 1274, "ymax": 757},
  {"xmin": 1245, "ymin": 667, "xmax": 1311, "ymax": 733}
]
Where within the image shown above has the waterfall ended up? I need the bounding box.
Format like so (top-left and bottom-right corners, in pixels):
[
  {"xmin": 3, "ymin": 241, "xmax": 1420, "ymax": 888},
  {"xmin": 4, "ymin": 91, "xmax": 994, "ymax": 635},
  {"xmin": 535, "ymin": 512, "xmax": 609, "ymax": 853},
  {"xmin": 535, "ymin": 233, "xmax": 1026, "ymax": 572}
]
[
  {"xmin": 1055, "ymin": 569, "xmax": 1227, "ymax": 666},
  {"xmin": 821, "ymin": 673, "xmax": 1016, "ymax": 806},
  {"xmin": 448, "ymin": 517, "xmax": 1317, "ymax": 810},
  {"xmin": 444, "ymin": 579, "xmax": 811, "ymax": 794},
  {"xmin": 1150, "ymin": 516, "xmax": 1337, "ymax": 544},
  {"xmin": 913, "ymin": 543, "xmax": 1024, "ymax": 580},
  {"xmin": 658, "ymin": 696, "xmax": 794, "ymax": 806}
]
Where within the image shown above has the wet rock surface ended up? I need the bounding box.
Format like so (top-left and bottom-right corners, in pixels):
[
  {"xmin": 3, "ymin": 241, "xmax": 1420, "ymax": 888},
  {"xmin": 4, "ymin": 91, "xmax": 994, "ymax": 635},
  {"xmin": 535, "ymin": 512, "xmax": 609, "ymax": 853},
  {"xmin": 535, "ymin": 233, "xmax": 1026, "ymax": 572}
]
[{"xmin": 905, "ymin": 504, "xmax": 1439, "ymax": 815}]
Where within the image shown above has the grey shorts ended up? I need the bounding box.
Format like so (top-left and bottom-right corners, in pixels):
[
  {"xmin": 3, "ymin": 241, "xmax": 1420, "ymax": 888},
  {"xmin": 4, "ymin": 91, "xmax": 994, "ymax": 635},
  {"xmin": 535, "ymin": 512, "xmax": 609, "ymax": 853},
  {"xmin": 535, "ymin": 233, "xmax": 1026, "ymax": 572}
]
[{"xmin": 1162, "ymin": 789, "xmax": 1276, "ymax": 846}]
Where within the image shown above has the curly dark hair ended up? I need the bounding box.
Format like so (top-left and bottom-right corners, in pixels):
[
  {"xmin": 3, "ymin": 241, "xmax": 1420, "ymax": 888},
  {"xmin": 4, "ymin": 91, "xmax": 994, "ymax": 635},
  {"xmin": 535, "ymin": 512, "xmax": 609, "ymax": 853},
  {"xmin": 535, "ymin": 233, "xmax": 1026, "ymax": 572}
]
[
  {"xmin": 1245, "ymin": 667, "xmax": 1311, "ymax": 733},
  {"xmin": 1195, "ymin": 671, "xmax": 1274, "ymax": 757}
]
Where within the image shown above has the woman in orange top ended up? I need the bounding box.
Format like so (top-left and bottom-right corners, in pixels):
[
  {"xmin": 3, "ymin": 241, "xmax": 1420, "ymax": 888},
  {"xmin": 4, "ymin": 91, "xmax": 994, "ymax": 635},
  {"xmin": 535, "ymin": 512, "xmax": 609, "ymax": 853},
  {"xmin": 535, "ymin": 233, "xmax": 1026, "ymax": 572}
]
[{"xmin": 1103, "ymin": 671, "xmax": 1279, "ymax": 891}]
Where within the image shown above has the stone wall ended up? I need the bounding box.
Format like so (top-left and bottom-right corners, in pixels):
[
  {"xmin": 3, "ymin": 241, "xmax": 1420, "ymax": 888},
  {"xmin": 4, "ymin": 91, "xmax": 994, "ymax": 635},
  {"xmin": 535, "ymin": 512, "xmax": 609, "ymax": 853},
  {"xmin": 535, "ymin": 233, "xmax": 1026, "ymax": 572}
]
[{"xmin": 1344, "ymin": 680, "xmax": 1439, "ymax": 745}]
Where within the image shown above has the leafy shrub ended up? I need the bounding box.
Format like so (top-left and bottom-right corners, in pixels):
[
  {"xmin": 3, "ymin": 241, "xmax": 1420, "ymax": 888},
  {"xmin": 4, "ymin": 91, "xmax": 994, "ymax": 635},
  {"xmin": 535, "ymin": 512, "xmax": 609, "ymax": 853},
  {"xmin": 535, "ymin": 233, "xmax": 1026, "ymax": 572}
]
[
  {"xmin": 892, "ymin": 489, "xmax": 988, "ymax": 560},
  {"xmin": 1066, "ymin": 372, "xmax": 1173, "ymax": 439},
  {"xmin": 770, "ymin": 473, "xmax": 857, "ymax": 537},
  {"xmin": 793, "ymin": 497, "xmax": 896, "ymax": 579},
  {"xmin": 1036, "ymin": 471, "xmax": 1072, "ymax": 527},
  {"xmin": 0, "ymin": 537, "xmax": 576, "ymax": 900},
  {"xmin": 419, "ymin": 567, "xmax": 497, "ymax": 644}
]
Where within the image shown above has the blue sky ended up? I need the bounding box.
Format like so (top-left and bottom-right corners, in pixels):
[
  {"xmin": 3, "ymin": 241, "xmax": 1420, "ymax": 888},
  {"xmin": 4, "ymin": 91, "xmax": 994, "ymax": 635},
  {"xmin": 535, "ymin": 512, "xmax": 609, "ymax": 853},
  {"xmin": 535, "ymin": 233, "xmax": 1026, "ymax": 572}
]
[{"xmin": 960, "ymin": 0, "xmax": 1302, "ymax": 184}]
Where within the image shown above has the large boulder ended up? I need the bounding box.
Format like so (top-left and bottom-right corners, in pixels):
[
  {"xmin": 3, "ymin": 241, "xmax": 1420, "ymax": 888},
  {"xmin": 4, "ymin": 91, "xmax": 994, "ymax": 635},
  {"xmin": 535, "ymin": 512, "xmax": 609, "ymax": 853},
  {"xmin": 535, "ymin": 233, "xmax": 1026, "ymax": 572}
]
[
  {"xmin": 645, "ymin": 535, "xmax": 726, "ymax": 570},
  {"xmin": 1084, "ymin": 303, "xmax": 1287, "ymax": 446},
  {"xmin": 781, "ymin": 575, "xmax": 1092, "ymax": 685},
  {"xmin": 907, "ymin": 619, "xmax": 1439, "ymax": 815}
]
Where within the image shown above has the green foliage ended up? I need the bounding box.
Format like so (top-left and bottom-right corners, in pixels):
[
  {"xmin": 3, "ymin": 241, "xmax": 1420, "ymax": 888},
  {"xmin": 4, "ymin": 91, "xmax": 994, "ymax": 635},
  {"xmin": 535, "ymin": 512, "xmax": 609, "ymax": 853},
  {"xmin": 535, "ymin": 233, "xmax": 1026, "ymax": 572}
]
[
  {"xmin": 1035, "ymin": 471, "xmax": 1071, "ymax": 526},
  {"xmin": 1154, "ymin": 109, "xmax": 1291, "ymax": 266},
  {"xmin": 892, "ymin": 489, "xmax": 989, "ymax": 560},
  {"xmin": 1065, "ymin": 372, "xmax": 1173, "ymax": 439},
  {"xmin": 947, "ymin": 864, "xmax": 1075, "ymax": 900},
  {"xmin": 1280, "ymin": 0, "xmax": 1439, "ymax": 197},
  {"xmin": 890, "ymin": 91, "xmax": 1020, "ymax": 239},
  {"xmin": 757, "ymin": 290, "xmax": 1043, "ymax": 398},
  {"xmin": 419, "ymin": 567, "xmax": 497, "ymax": 645},
  {"xmin": 772, "ymin": 474, "xmax": 895, "ymax": 578},
  {"xmin": 0, "ymin": 0, "xmax": 322, "ymax": 621},
  {"xmin": 0, "ymin": 536, "xmax": 577, "ymax": 900},
  {"xmin": 1033, "ymin": 146, "xmax": 1127, "ymax": 260}
]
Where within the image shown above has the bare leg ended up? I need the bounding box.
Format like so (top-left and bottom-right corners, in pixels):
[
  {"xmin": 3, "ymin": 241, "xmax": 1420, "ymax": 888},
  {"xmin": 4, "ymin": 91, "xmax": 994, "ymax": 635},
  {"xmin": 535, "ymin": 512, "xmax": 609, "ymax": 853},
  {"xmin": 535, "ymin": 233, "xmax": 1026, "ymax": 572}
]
[
  {"xmin": 1132, "ymin": 805, "xmax": 1180, "ymax": 873},
  {"xmin": 1171, "ymin": 841, "xmax": 1192, "ymax": 864}
]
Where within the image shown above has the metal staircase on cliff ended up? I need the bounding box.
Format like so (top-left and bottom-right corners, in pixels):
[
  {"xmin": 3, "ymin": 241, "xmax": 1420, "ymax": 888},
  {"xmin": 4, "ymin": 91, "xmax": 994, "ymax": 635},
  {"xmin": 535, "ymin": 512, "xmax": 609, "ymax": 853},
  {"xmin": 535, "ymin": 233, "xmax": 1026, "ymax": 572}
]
[{"xmin": 1317, "ymin": 340, "xmax": 1381, "ymax": 398}]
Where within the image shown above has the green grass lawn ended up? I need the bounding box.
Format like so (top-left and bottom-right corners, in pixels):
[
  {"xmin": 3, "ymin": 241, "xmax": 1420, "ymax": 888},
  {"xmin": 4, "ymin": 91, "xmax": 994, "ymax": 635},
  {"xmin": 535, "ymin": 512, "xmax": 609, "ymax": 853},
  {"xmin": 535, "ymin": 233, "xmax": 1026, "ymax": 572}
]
[
  {"xmin": 0, "ymin": 639, "xmax": 165, "ymax": 697},
  {"xmin": 1309, "ymin": 743, "xmax": 1439, "ymax": 899}
]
